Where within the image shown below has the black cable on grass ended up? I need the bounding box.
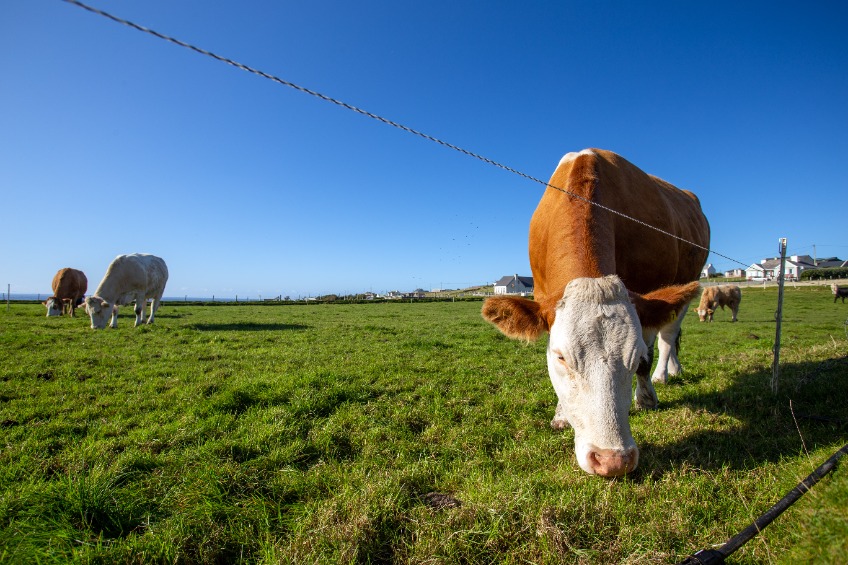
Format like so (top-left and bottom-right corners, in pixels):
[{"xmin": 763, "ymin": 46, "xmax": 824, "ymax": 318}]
[{"xmin": 677, "ymin": 443, "xmax": 848, "ymax": 565}]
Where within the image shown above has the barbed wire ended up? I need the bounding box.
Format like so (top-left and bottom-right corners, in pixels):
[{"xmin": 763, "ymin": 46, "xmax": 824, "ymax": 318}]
[{"xmin": 60, "ymin": 0, "xmax": 747, "ymax": 267}]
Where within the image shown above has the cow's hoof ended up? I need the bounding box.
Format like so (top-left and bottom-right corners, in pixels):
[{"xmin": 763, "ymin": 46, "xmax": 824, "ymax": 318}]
[
  {"xmin": 550, "ymin": 419, "xmax": 570, "ymax": 431},
  {"xmin": 635, "ymin": 390, "xmax": 658, "ymax": 410},
  {"xmin": 651, "ymin": 373, "xmax": 668, "ymax": 385}
]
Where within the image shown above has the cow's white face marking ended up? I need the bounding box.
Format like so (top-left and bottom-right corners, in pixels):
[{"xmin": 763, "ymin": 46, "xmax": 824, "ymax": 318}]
[
  {"xmin": 558, "ymin": 148, "xmax": 596, "ymax": 167},
  {"xmin": 547, "ymin": 276, "xmax": 647, "ymax": 476},
  {"xmin": 84, "ymin": 296, "xmax": 112, "ymax": 329},
  {"xmin": 45, "ymin": 298, "xmax": 62, "ymax": 317}
]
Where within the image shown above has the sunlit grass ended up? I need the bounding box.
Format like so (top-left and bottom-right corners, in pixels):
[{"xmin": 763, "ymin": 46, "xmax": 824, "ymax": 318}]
[{"xmin": 1, "ymin": 286, "xmax": 846, "ymax": 563}]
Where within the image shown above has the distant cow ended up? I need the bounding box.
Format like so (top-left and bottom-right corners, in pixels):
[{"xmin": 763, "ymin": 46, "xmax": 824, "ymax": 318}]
[
  {"xmin": 482, "ymin": 149, "xmax": 709, "ymax": 477},
  {"xmin": 84, "ymin": 254, "xmax": 168, "ymax": 329},
  {"xmin": 44, "ymin": 268, "xmax": 87, "ymax": 317},
  {"xmin": 697, "ymin": 285, "xmax": 741, "ymax": 322},
  {"xmin": 832, "ymin": 284, "xmax": 848, "ymax": 303}
]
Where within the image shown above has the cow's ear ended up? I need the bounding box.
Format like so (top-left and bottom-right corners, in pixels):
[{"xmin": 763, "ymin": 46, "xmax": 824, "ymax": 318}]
[
  {"xmin": 629, "ymin": 282, "xmax": 701, "ymax": 329},
  {"xmin": 482, "ymin": 296, "xmax": 549, "ymax": 342}
]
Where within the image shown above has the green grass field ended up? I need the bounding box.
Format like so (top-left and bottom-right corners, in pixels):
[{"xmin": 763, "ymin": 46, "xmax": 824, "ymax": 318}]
[{"xmin": 1, "ymin": 285, "xmax": 847, "ymax": 563}]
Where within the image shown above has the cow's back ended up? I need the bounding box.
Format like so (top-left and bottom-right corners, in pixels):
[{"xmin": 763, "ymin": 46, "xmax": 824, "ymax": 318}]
[
  {"xmin": 96, "ymin": 254, "xmax": 168, "ymax": 298},
  {"xmin": 100, "ymin": 255, "xmax": 145, "ymax": 292},
  {"xmin": 52, "ymin": 268, "xmax": 88, "ymax": 299},
  {"xmin": 529, "ymin": 149, "xmax": 709, "ymax": 320},
  {"xmin": 140, "ymin": 254, "xmax": 168, "ymax": 295}
]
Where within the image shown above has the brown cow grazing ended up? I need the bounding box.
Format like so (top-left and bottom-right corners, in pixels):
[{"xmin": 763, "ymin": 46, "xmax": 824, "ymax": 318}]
[
  {"xmin": 697, "ymin": 284, "xmax": 741, "ymax": 322},
  {"xmin": 482, "ymin": 149, "xmax": 709, "ymax": 477},
  {"xmin": 832, "ymin": 283, "xmax": 848, "ymax": 303},
  {"xmin": 44, "ymin": 268, "xmax": 88, "ymax": 317}
]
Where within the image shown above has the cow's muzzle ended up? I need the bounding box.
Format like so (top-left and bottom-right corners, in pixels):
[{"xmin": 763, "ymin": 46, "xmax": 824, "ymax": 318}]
[{"xmin": 585, "ymin": 445, "xmax": 639, "ymax": 477}]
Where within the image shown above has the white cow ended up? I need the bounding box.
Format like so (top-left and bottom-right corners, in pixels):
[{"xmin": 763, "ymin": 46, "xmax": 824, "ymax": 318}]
[{"xmin": 84, "ymin": 254, "xmax": 168, "ymax": 329}]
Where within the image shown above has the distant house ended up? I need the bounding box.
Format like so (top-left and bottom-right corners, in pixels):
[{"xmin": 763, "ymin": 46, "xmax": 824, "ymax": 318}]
[
  {"xmin": 494, "ymin": 274, "xmax": 534, "ymax": 295},
  {"xmin": 724, "ymin": 269, "xmax": 745, "ymax": 278},
  {"xmin": 815, "ymin": 257, "xmax": 848, "ymax": 269},
  {"xmin": 701, "ymin": 263, "xmax": 716, "ymax": 278},
  {"xmin": 747, "ymin": 255, "xmax": 819, "ymax": 281},
  {"xmin": 746, "ymin": 262, "xmax": 773, "ymax": 281}
]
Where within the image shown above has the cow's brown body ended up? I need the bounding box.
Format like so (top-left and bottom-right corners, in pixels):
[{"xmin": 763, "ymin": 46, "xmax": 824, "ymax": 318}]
[
  {"xmin": 697, "ymin": 285, "xmax": 741, "ymax": 321},
  {"xmin": 47, "ymin": 268, "xmax": 88, "ymax": 317},
  {"xmin": 529, "ymin": 149, "xmax": 710, "ymax": 328},
  {"xmin": 482, "ymin": 149, "xmax": 710, "ymax": 476}
]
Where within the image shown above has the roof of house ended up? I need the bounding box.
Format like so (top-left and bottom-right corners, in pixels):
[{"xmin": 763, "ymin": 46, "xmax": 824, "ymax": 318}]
[
  {"xmin": 816, "ymin": 259, "xmax": 848, "ymax": 268},
  {"xmin": 494, "ymin": 275, "xmax": 534, "ymax": 287},
  {"xmin": 749, "ymin": 256, "xmax": 844, "ymax": 272}
]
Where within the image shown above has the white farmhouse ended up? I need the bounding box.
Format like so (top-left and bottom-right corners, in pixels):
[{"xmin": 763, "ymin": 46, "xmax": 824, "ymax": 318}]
[
  {"xmin": 746, "ymin": 255, "xmax": 818, "ymax": 281},
  {"xmin": 701, "ymin": 263, "xmax": 716, "ymax": 278},
  {"xmin": 493, "ymin": 274, "xmax": 534, "ymax": 296}
]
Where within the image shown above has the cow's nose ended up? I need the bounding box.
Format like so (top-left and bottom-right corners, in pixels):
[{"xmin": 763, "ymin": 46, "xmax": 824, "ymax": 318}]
[{"xmin": 587, "ymin": 446, "xmax": 639, "ymax": 477}]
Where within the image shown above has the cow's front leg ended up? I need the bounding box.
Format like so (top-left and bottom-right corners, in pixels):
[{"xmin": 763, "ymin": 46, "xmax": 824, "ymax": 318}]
[
  {"xmin": 635, "ymin": 330, "xmax": 658, "ymax": 410},
  {"xmin": 635, "ymin": 359, "xmax": 659, "ymax": 410},
  {"xmin": 110, "ymin": 305, "xmax": 119, "ymax": 328},
  {"xmin": 550, "ymin": 399, "xmax": 571, "ymax": 431},
  {"xmin": 651, "ymin": 304, "xmax": 688, "ymax": 384}
]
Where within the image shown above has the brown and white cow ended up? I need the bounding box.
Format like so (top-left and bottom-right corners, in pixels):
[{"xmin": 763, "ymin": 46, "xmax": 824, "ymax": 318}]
[
  {"xmin": 832, "ymin": 283, "xmax": 848, "ymax": 303},
  {"xmin": 44, "ymin": 268, "xmax": 88, "ymax": 317},
  {"xmin": 482, "ymin": 149, "xmax": 709, "ymax": 477},
  {"xmin": 697, "ymin": 284, "xmax": 741, "ymax": 322},
  {"xmin": 84, "ymin": 253, "xmax": 168, "ymax": 329}
]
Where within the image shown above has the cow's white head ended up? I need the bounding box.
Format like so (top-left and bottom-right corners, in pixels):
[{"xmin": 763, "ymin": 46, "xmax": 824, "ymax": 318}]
[
  {"xmin": 696, "ymin": 307, "xmax": 713, "ymax": 322},
  {"xmin": 546, "ymin": 276, "xmax": 646, "ymax": 476},
  {"xmin": 44, "ymin": 297, "xmax": 63, "ymax": 317},
  {"xmin": 482, "ymin": 275, "xmax": 700, "ymax": 477},
  {"xmin": 84, "ymin": 296, "xmax": 112, "ymax": 329}
]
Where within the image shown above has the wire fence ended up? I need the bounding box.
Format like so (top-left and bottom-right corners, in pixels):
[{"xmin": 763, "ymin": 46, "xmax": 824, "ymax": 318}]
[{"xmin": 61, "ymin": 0, "xmax": 747, "ymax": 268}]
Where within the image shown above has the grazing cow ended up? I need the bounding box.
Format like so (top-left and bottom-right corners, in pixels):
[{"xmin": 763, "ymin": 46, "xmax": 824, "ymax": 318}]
[
  {"xmin": 44, "ymin": 268, "xmax": 88, "ymax": 317},
  {"xmin": 832, "ymin": 283, "xmax": 848, "ymax": 303},
  {"xmin": 84, "ymin": 254, "xmax": 168, "ymax": 329},
  {"xmin": 482, "ymin": 149, "xmax": 709, "ymax": 476},
  {"xmin": 697, "ymin": 284, "xmax": 742, "ymax": 322}
]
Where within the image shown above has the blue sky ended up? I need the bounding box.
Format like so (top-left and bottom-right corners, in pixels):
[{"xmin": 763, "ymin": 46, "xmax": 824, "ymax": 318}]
[{"xmin": 2, "ymin": 1, "xmax": 846, "ymax": 298}]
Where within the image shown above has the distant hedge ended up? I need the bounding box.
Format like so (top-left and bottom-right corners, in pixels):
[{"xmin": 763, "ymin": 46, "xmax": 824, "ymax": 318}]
[{"xmin": 800, "ymin": 267, "xmax": 848, "ymax": 280}]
